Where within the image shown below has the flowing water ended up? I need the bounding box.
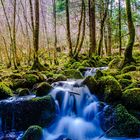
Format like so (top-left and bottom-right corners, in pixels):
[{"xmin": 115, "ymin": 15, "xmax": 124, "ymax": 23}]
[
  {"xmin": 43, "ymin": 67, "xmax": 140, "ymax": 140},
  {"xmin": 0, "ymin": 67, "xmax": 139, "ymax": 140}
]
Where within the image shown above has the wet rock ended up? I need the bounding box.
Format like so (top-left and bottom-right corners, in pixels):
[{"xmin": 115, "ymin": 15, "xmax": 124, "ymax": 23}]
[
  {"xmin": 16, "ymin": 88, "xmax": 30, "ymax": 96},
  {"xmin": 62, "ymin": 69, "xmax": 83, "ymax": 79},
  {"xmin": 0, "ymin": 82, "xmax": 14, "ymax": 100},
  {"xmin": 22, "ymin": 125, "xmax": 43, "ymax": 140},
  {"xmin": 35, "ymin": 82, "xmax": 53, "ymax": 97},
  {"xmin": 122, "ymin": 88, "xmax": 140, "ymax": 109},
  {"xmin": 0, "ymin": 95, "xmax": 56, "ymax": 131},
  {"xmin": 100, "ymin": 104, "xmax": 140, "ymax": 137},
  {"xmin": 82, "ymin": 76, "xmax": 97, "ymax": 94},
  {"xmin": 97, "ymin": 76, "xmax": 122, "ymax": 103}
]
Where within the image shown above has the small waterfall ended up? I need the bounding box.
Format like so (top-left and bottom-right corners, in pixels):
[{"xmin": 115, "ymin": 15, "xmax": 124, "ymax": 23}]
[
  {"xmin": 44, "ymin": 80, "xmax": 103, "ymax": 140},
  {"xmin": 84, "ymin": 67, "xmax": 108, "ymax": 77}
]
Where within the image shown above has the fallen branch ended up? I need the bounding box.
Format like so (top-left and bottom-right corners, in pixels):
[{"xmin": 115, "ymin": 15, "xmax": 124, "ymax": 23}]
[
  {"xmin": 69, "ymin": 91, "xmax": 80, "ymax": 96},
  {"xmin": 97, "ymin": 126, "xmax": 114, "ymax": 139}
]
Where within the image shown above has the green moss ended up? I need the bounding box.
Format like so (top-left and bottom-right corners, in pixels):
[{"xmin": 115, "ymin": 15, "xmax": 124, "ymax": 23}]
[
  {"xmin": 16, "ymin": 88, "xmax": 30, "ymax": 96},
  {"xmin": 54, "ymin": 74, "xmax": 67, "ymax": 82},
  {"xmin": 125, "ymin": 81, "xmax": 140, "ymax": 90},
  {"xmin": 94, "ymin": 70, "xmax": 104, "ymax": 80},
  {"xmin": 0, "ymin": 82, "xmax": 14, "ymax": 99},
  {"xmin": 121, "ymin": 65, "xmax": 136, "ymax": 73},
  {"xmin": 102, "ymin": 104, "xmax": 140, "ymax": 137},
  {"xmin": 9, "ymin": 73, "xmax": 23, "ymax": 79},
  {"xmin": 12, "ymin": 79, "xmax": 28, "ymax": 90},
  {"xmin": 71, "ymin": 62, "xmax": 82, "ymax": 69},
  {"xmin": 22, "ymin": 125, "xmax": 43, "ymax": 140},
  {"xmin": 118, "ymin": 79, "xmax": 132, "ymax": 90},
  {"xmin": 62, "ymin": 69, "xmax": 83, "ymax": 79},
  {"xmin": 104, "ymin": 69, "xmax": 121, "ymax": 76},
  {"xmin": 35, "ymin": 82, "xmax": 52, "ymax": 97},
  {"xmin": 24, "ymin": 74, "xmax": 39, "ymax": 85},
  {"xmin": 97, "ymin": 76, "xmax": 122, "ymax": 103},
  {"xmin": 115, "ymin": 73, "xmax": 132, "ymax": 80},
  {"xmin": 122, "ymin": 88, "xmax": 140, "ymax": 109},
  {"xmin": 108, "ymin": 56, "xmax": 122, "ymax": 69},
  {"xmin": 112, "ymin": 104, "xmax": 140, "ymax": 137},
  {"xmin": 82, "ymin": 76, "xmax": 97, "ymax": 94}
]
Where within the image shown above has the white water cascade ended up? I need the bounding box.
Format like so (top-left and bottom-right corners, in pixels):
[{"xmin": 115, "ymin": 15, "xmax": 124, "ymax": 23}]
[{"xmin": 43, "ymin": 80, "xmax": 104, "ymax": 140}]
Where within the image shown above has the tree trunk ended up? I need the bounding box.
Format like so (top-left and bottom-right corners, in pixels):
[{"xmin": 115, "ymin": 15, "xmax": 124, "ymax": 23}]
[
  {"xmin": 123, "ymin": 0, "xmax": 135, "ymax": 65},
  {"xmin": 66, "ymin": 0, "xmax": 73, "ymax": 57},
  {"xmin": 89, "ymin": 0, "xmax": 96, "ymax": 57},
  {"xmin": 119, "ymin": 0, "xmax": 122, "ymax": 56}
]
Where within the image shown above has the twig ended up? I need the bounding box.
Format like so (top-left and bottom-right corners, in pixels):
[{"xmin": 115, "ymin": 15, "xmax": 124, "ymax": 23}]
[{"xmin": 97, "ymin": 126, "xmax": 114, "ymax": 139}]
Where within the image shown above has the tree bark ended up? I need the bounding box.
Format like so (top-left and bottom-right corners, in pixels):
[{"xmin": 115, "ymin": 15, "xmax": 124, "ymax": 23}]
[
  {"xmin": 89, "ymin": 0, "xmax": 96, "ymax": 56},
  {"xmin": 66, "ymin": 0, "xmax": 73, "ymax": 57},
  {"xmin": 123, "ymin": 0, "xmax": 135, "ymax": 65}
]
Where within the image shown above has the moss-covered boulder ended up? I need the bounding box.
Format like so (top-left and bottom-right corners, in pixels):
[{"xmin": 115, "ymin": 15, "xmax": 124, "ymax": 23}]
[
  {"xmin": 100, "ymin": 104, "xmax": 140, "ymax": 137},
  {"xmin": 118, "ymin": 79, "xmax": 132, "ymax": 90},
  {"xmin": 62, "ymin": 69, "xmax": 83, "ymax": 79},
  {"xmin": 122, "ymin": 88, "xmax": 140, "ymax": 109},
  {"xmin": 16, "ymin": 88, "xmax": 30, "ymax": 96},
  {"xmin": 35, "ymin": 82, "xmax": 52, "ymax": 97},
  {"xmin": 82, "ymin": 76, "xmax": 97, "ymax": 94},
  {"xmin": 121, "ymin": 65, "xmax": 137, "ymax": 74},
  {"xmin": 12, "ymin": 79, "xmax": 28, "ymax": 90},
  {"xmin": 54, "ymin": 74, "xmax": 67, "ymax": 82},
  {"xmin": 24, "ymin": 74, "xmax": 39, "ymax": 87},
  {"xmin": 125, "ymin": 81, "xmax": 140, "ymax": 90},
  {"xmin": 97, "ymin": 76, "xmax": 122, "ymax": 103},
  {"xmin": 94, "ymin": 70, "xmax": 104, "ymax": 80},
  {"xmin": 0, "ymin": 95, "xmax": 56, "ymax": 131},
  {"xmin": 0, "ymin": 82, "xmax": 14, "ymax": 99},
  {"xmin": 22, "ymin": 125, "xmax": 43, "ymax": 140},
  {"xmin": 115, "ymin": 73, "xmax": 132, "ymax": 80},
  {"xmin": 108, "ymin": 56, "xmax": 122, "ymax": 69}
]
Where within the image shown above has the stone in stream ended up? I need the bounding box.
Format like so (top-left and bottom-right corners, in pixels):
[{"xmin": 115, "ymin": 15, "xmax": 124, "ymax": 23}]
[
  {"xmin": 22, "ymin": 125, "xmax": 43, "ymax": 140},
  {"xmin": 100, "ymin": 104, "xmax": 140, "ymax": 137},
  {"xmin": 0, "ymin": 95, "xmax": 56, "ymax": 131}
]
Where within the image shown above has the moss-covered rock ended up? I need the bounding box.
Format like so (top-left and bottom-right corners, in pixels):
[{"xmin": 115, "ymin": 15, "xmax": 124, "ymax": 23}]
[
  {"xmin": 121, "ymin": 65, "xmax": 137, "ymax": 74},
  {"xmin": 97, "ymin": 76, "xmax": 122, "ymax": 103},
  {"xmin": 104, "ymin": 69, "xmax": 121, "ymax": 76},
  {"xmin": 122, "ymin": 88, "xmax": 140, "ymax": 109},
  {"xmin": 118, "ymin": 79, "xmax": 132, "ymax": 90},
  {"xmin": 16, "ymin": 88, "xmax": 30, "ymax": 96},
  {"xmin": 35, "ymin": 82, "xmax": 52, "ymax": 97},
  {"xmin": 22, "ymin": 125, "xmax": 43, "ymax": 140},
  {"xmin": 62, "ymin": 69, "xmax": 83, "ymax": 79},
  {"xmin": 0, "ymin": 95, "xmax": 56, "ymax": 131},
  {"xmin": 100, "ymin": 104, "xmax": 140, "ymax": 137},
  {"xmin": 125, "ymin": 81, "xmax": 140, "ymax": 90},
  {"xmin": 115, "ymin": 73, "xmax": 132, "ymax": 80},
  {"xmin": 54, "ymin": 74, "xmax": 67, "ymax": 82},
  {"xmin": 82, "ymin": 76, "xmax": 97, "ymax": 94},
  {"xmin": 108, "ymin": 56, "xmax": 122, "ymax": 69},
  {"xmin": 94, "ymin": 70, "xmax": 104, "ymax": 80},
  {"xmin": 12, "ymin": 79, "xmax": 28, "ymax": 90},
  {"xmin": 9, "ymin": 73, "xmax": 23, "ymax": 79},
  {"xmin": 24, "ymin": 74, "xmax": 39, "ymax": 87},
  {"xmin": 0, "ymin": 82, "xmax": 14, "ymax": 99}
]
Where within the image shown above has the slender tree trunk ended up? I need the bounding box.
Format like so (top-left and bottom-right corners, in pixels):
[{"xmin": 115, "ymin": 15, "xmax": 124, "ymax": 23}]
[
  {"xmin": 107, "ymin": 0, "xmax": 112, "ymax": 56},
  {"xmin": 13, "ymin": 0, "xmax": 18, "ymax": 69},
  {"xmin": 89, "ymin": 0, "xmax": 96, "ymax": 56},
  {"xmin": 98, "ymin": 0, "xmax": 109, "ymax": 56},
  {"xmin": 123, "ymin": 0, "xmax": 135, "ymax": 65},
  {"xmin": 119, "ymin": 0, "xmax": 122, "ymax": 56},
  {"xmin": 66, "ymin": 0, "xmax": 73, "ymax": 57},
  {"xmin": 52, "ymin": 0, "xmax": 58, "ymax": 64}
]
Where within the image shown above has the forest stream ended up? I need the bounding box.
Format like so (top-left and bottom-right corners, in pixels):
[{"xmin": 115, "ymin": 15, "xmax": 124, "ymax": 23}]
[{"xmin": 0, "ymin": 67, "xmax": 139, "ymax": 140}]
